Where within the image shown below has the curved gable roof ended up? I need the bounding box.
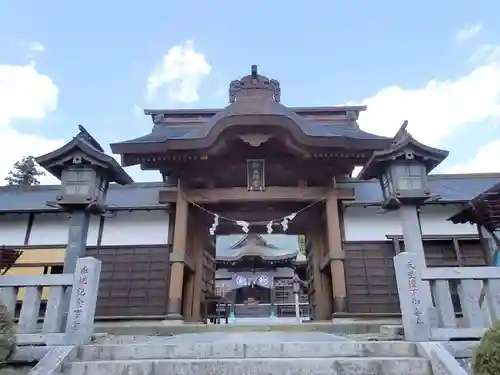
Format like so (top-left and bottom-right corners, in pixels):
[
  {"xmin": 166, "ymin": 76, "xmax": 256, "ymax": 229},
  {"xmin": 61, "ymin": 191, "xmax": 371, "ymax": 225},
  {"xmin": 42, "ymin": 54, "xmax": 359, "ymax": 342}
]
[
  {"xmin": 110, "ymin": 67, "xmax": 391, "ymax": 156},
  {"xmin": 216, "ymin": 233, "xmax": 298, "ymax": 262}
]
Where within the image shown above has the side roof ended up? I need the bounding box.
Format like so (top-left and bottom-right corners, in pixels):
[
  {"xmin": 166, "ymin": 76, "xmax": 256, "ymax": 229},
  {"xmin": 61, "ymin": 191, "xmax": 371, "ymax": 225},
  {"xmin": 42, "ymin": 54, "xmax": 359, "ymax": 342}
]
[
  {"xmin": 0, "ymin": 182, "xmax": 170, "ymax": 213},
  {"xmin": 0, "ymin": 173, "xmax": 498, "ymax": 213},
  {"xmin": 343, "ymin": 173, "xmax": 500, "ymax": 205},
  {"xmin": 448, "ymin": 179, "xmax": 500, "ymax": 230}
]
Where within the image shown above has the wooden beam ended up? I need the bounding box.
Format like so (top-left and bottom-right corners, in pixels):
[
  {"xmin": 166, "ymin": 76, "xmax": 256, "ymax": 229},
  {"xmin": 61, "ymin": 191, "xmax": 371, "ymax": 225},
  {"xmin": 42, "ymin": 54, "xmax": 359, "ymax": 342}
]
[
  {"xmin": 185, "ymin": 187, "xmax": 354, "ymax": 203},
  {"xmin": 159, "ymin": 186, "xmax": 354, "ymax": 204},
  {"xmin": 386, "ymin": 234, "xmax": 480, "ymax": 241},
  {"xmin": 159, "ymin": 187, "xmax": 178, "ymax": 203}
]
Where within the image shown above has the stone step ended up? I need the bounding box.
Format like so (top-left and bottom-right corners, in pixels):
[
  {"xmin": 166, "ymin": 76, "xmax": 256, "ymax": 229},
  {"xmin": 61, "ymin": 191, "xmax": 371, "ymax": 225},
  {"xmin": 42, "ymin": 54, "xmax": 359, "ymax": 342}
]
[
  {"xmin": 79, "ymin": 341, "xmax": 418, "ymax": 361},
  {"xmin": 234, "ymin": 304, "xmax": 272, "ymax": 318},
  {"xmin": 65, "ymin": 357, "xmax": 432, "ymax": 375}
]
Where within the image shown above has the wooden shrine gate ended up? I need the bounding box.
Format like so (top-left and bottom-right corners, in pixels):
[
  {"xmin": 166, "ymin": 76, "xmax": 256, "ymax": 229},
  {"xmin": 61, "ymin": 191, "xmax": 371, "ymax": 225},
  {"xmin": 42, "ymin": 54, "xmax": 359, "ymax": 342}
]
[{"xmin": 161, "ymin": 185, "xmax": 354, "ymax": 322}]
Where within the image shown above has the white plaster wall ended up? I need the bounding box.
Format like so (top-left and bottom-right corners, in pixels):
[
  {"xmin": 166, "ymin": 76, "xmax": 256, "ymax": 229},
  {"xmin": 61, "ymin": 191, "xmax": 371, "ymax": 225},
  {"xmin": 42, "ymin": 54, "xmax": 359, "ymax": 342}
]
[
  {"xmin": 101, "ymin": 210, "xmax": 170, "ymax": 246},
  {"xmin": 29, "ymin": 212, "xmax": 100, "ymax": 246},
  {"xmin": 343, "ymin": 204, "xmax": 477, "ymax": 242},
  {"xmin": 0, "ymin": 214, "xmax": 30, "ymax": 246}
]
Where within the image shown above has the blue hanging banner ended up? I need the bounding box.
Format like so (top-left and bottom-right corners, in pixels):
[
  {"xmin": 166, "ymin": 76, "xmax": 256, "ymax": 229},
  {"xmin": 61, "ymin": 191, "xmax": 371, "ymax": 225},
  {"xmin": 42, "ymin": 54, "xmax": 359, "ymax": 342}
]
[{"xmin": 230, "ymin": 272, "xmax": 274, "ymax": 289}]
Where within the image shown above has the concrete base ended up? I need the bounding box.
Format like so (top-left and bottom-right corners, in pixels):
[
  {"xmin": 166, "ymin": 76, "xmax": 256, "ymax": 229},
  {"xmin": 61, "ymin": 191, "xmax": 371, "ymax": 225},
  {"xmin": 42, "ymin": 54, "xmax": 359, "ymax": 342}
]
[
  {"xmin": 164, "ymin": 313, "xmax": 184, "ymax": 321},
  {"xmin": 380, "ymin": 325, "xmax": 404, "ymax": 337},
  {"xmin": 94, "ymin": 318, "xmax": 402, "ymax": 337},
  {"xmin": 161, "ymin": 319, "xmax": 185, "ymax": 326},
  {"xmin": 64, "ymin": 334, "xmax": 432, "ymax": 375},
  {"xmin": 67, "ymin": 357, "xmax": 432, "ymax": 375}
]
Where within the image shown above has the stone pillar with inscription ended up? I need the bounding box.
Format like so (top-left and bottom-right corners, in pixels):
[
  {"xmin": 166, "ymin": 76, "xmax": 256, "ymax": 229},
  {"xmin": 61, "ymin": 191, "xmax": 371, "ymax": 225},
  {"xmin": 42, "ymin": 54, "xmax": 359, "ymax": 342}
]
[
  {"xmin": 394, "ymin": 252, "xmax": 431, "ymax": 341},
  {"xmin": 325, "ymin": 193, "xmax": 348, "ymax": 314},
  {"xmin": 399, "ymin": 205, "xmax": 436, "ymax": 327},
  {"xmin": 65, "ymin": 257, "xmax": 102, "ymax": 344},
  {"xmin": 166, "ymin": 179, "xmax": 189, "ymax": 321}
]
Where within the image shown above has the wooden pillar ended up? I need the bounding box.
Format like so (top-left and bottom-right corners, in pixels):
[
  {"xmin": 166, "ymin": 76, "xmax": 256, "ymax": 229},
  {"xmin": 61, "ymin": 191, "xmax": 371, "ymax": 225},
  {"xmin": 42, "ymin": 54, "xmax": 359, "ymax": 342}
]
[
  {"xmin": 191, "ymin": 227, "xmax": 205, "ymax": 322},
  {"xmin": 166, "ymin": 179, "xmax": 189, "ymax": 320},
  {"xmin": 308, "ymin": 226, "xmax": 327, "ymax": 320},
  {"xmin": 183, "ymin": 271, "xmax": 195, "ymax": 321},
  {"xmin": 182, "ymin": 216, "xmax": 197, "ymax": 321},
  {"xmin": 318, "ymin": 228, "xmax": 333, "ymax": 318},
  {"xmin": 325, "ymin": 193, "xmax": 347, "ymax": 314}
]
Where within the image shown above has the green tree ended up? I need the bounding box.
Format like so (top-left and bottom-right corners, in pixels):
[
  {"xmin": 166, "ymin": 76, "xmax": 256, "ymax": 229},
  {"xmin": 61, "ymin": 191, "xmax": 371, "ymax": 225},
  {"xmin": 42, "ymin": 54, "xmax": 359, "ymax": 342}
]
[
  {"xmin": 474, "ymin": 320, "xmax": 500, "ymax": 375},
  {"xmin": 5, "ymin": 156, "xmax": 45, "ymax": 186},
  {"xmin": 0, "ymin": 302, "xmax": 15, "ymax": 364}
]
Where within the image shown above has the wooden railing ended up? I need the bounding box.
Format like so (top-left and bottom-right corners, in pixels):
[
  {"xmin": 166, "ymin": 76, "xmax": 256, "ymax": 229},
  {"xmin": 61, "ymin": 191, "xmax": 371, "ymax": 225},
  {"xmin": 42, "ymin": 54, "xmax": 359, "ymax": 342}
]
[
  {"xmin": 394, "ymin": 251, "xmax": 500, "ymax": 341},
  {"xmin": 0, "ymin": 257, "xmax": 101, "ymax": 346}
]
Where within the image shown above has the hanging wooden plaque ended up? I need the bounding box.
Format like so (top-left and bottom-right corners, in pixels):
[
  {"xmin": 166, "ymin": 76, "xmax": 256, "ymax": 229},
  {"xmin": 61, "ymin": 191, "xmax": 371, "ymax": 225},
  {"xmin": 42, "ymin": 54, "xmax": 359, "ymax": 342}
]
[{"xmin": 247, "ymin": 159, "xmax": 265, "ymax": 191}]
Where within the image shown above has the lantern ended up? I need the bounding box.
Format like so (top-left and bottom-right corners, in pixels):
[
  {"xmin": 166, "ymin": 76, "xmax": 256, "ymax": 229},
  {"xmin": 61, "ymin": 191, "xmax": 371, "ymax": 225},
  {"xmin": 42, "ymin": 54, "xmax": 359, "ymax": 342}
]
[
  {"xmin": 379, "ymin": 160, "xmax": 428, "ymax": 201},
  {"xmin": 36, "ymin": 125, "xmax": 132, "ymax": 213},
  {"xmin": 58, "ymin": 167, "xmax": 108, "ymax": 206},
  {"xmin": 358, "ymin": 121, "xmax": 448, "ymax": 210}
]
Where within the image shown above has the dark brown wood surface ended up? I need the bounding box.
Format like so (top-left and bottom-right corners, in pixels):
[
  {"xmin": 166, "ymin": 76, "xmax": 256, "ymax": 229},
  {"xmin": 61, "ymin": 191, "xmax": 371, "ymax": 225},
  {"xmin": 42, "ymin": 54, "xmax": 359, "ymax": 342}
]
[
  {"xmin": 343, "ymin": 238, "xmax": 487, "ymax": 314},
  {"xmin": 86, "ymin": 245, "xmax": 170, "ymax": 317}
]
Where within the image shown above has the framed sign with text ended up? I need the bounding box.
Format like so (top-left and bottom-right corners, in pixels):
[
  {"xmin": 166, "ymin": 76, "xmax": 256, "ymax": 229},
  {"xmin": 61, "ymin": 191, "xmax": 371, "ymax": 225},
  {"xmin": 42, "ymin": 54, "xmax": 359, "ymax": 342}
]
[{"xmin": 247, "ymin": 159, "xmax": 265, "ymax": 191}]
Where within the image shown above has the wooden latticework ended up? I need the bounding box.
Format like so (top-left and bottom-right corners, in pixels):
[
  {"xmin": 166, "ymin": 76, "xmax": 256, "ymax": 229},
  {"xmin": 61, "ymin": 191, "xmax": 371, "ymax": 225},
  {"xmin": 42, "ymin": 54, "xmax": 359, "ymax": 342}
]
[
  {"xmin": 344, "ymin": 237, "xmax": 488, "ymax": 314},
  {"xmin": 86, "ymin": 245, "xmax": 170, "ymax": 317}
]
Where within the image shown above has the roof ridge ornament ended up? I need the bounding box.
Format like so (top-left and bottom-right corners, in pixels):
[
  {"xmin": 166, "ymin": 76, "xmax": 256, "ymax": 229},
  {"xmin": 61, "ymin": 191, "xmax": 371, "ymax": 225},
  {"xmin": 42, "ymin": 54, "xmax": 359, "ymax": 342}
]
[
  {"xmin": 392, "ymin": 120, "xmax": 410, "ymax": 146},
  {"xmin": 229, "ymin": 65, "xmax": 281, "ymax": 103},
  {"xmin": 76, "ymin": 124, "xmax": 105, "ymax": 152}
]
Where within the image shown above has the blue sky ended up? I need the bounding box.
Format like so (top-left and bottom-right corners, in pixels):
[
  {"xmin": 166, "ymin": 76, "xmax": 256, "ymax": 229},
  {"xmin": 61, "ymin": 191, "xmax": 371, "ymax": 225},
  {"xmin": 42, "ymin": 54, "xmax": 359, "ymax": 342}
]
[{"xmin": 1, "ymin": 1, "xmax": 500, "ymax": 183}]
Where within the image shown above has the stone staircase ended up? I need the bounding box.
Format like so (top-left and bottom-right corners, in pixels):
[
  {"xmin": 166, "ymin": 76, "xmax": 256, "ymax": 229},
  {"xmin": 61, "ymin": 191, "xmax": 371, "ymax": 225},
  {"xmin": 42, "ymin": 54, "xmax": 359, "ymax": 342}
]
[
  {"xmin": 234, "ymin": 303, "xmax": 272, "ymax": 317},
  {"xmin": 60, "ymin": 332, "xmax": 434, "ymax": 375}
]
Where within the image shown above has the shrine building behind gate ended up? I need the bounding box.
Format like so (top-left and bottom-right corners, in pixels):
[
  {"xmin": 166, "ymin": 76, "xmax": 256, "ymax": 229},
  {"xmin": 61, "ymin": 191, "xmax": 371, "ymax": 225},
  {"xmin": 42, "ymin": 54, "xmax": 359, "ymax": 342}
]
[{"xmin": 0, "ymin": 66, "xmax": 498, "ymax": 321}]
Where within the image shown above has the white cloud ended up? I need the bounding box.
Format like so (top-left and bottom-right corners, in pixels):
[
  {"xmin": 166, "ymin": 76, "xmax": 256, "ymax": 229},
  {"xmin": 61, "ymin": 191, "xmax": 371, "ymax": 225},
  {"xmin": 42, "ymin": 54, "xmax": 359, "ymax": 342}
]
[
  {"xmin": 357, "ymin": 35, "xmax": 500, "ymax": 177},
  {"xmin": 469, "ymin": 44, "xmax": 500, "ymax": 65},
  {"xmin": 0, "ymin": 62, "xmax": 58, "ymax": 126},
  {"xmin": 0, "ymin": 62, "xmax": 64, "ymax": 185},
  {"xmin": 132, "ymin": 104, "xmax": 143, "ymax": 117},
  {"xmin": 146, "ymin": 40, "xmax": 211, "ymax": 103},
  {"xmin": 358, "ymin": 63, "xmax": 500, "ymax": 147},
  {"xmin": 446, "ymin": 139, "xmax": 500, "ymax": 174},
  {"xmin": 29, "ymin": 41, "xmax": 45, "ymax": 53},
  {"xmin": 455, "ymin": 23, "xmax": 482, "ymax": 42}
]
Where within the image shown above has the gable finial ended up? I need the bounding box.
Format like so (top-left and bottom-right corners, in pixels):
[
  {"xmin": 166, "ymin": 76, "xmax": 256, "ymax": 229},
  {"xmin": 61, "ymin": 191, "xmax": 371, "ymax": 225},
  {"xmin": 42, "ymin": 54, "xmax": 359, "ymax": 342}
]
[
  {"xmin": 392, "ymin": 120, "xmax": 410, "ymax": 146},
  {"xmin": 251, "ymin": 65, "xmax": 258, "ymax": 77},
  {"xmin": 229, "ymin": 65, "xmax": 280, "ymax": 103},
  {"xmin": 76, "ymin": 124, "xmax": 104, "ymax": 152}
]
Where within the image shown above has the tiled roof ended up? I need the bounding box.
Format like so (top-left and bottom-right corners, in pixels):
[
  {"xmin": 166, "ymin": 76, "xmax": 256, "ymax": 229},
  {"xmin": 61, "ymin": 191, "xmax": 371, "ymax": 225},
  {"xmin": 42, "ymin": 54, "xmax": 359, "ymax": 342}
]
[
  {"xmin": 0, "ymin": 174, "xmax": 498, "ymax": 213},
  {"xmin": 0, "ymin": 182, "xmax": 168, "ymax": 213},
  {"xmin": 118, "ymin": 121, "xmax": 388, "ymax": 145},
  {"xmin": 216, "ymin": 234, "xmax": 298, "ymax": 262},
  {"xmin": 343, "ymin": 174, "xmax": 500, "ymax": 204}
]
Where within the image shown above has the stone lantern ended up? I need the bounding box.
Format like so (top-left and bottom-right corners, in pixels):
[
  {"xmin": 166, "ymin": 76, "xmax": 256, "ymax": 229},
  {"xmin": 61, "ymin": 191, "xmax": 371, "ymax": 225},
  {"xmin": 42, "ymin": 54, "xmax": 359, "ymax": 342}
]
[
  {"xmin": 359, "ymin": 121, "xmax": 447, "ymax": 212},
  {"xmin": 358, "ymin": 121, "xmax": 448, "ymax": 263},
  {"xmin": 36, "ymin": 125, "xmax": 133, "ymax": 273},
  {"xmin": 378, "ymin": 160, "xmax": 428, "ymax": 210},
  {"xmin": 358, "ymin": 121, "xmax": 448, "ymax": 327}
]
